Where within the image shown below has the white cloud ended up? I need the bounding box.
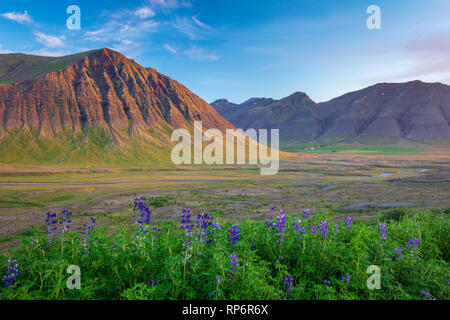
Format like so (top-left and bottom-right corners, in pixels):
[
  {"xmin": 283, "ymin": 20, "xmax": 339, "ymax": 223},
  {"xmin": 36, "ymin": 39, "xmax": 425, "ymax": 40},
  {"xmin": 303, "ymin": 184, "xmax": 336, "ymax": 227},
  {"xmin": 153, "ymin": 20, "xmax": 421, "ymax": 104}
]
[
  {"xmin": 121, "ymin": 39, "xmax": 133, "ymax": 46},
  {"xmin": 192, "ymin": 16, "xmax": 211, "ymax": 30},
  {"xmin": 1, "ymin": 10, "xmax": 32, "ymax": 24},
  {"xmin": 173, "ymin": 17, "xmax": 205, "ymax": 39},
  {"xmin": 164, "ymin": 44, "xmax": 177, "ymax": 54},
  {"xmin": 135, "ymin": 7, "xmax": 155, "ymax": 19},
  {"xmin": 33, "ymin": 31, "xmax": 65, "ymax": 48},
  {"xmin": 149, "ymin": 0, "xmax": 191, "ymax": 9},
  {"xmin": 184, "ymin": 46, "xmax": 220, "ymax": 61}
]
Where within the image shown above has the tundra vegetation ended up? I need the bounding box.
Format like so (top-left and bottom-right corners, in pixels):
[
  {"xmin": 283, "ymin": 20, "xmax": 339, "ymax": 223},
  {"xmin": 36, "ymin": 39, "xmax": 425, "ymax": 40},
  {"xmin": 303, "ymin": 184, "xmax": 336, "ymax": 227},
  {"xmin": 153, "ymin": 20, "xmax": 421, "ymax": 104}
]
[{"xmin": 0, "ymin": 197, "xmax": 448, "ymax": 300}]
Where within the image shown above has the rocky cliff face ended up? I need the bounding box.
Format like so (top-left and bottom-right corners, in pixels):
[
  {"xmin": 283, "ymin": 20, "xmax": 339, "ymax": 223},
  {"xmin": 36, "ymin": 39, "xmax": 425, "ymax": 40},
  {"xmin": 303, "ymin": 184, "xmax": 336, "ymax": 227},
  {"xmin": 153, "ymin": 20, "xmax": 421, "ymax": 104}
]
[{"xmin": 0, "ymin": 48, "xmax": 235, "ymax": 164}]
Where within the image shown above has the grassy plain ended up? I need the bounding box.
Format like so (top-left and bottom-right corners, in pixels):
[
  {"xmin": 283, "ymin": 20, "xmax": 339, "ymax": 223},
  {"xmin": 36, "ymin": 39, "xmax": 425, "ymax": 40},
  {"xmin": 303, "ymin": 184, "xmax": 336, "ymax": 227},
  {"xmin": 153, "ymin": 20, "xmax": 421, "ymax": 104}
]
[{"xmin": 0, "ymin": 151, "xmax": 449, "ymax": 249}]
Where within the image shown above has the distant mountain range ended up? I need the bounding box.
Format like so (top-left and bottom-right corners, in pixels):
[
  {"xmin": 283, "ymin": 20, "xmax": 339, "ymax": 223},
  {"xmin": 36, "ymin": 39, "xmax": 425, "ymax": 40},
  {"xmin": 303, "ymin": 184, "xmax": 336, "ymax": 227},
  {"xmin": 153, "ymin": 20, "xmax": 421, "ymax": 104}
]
[
  {"xmin": 211, "ymin": 81, "xmax": 450, "ymax": 147},
  {"xmin": 0, "ymin": 48, "xmax": 235, "ymax": 165}
]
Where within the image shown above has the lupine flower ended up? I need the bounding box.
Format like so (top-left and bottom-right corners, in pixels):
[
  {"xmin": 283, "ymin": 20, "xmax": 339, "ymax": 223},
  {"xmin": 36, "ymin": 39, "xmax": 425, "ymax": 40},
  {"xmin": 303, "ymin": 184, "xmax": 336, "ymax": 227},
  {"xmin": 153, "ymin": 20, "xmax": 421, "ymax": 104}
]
[
  {"xmin": 1, "ymin": 259, "xmax": 19, "ymax": 288},
  {"xmin": 196, "ymin": 213, "xmax": 214, "ymax": 244},
  {"xmin": 181, "ymin": 208, "xmax": 194, "ymax": 248},
  {"xmin": 282, "ymin": 273, "xmax": 294, "ymax": 295},
  {"xmin": 227, "ymin": 224, "xmax": 240, "ymax": 246},
  {"xmin": 228, "ymin": 253, "xmax": 239, "ymax": 271},
  {"xmin": 133, "ymin": 196, "xmax": 152, "ymax": 233},
  {"xmin": 276, "ymin": 211, "xmax": 286, "ymax": 242},
  {"xmin": 81, "ymin": 217, "xmax": 96, "ymax": 254},
  {"xmin": 149, "ymin": 280, "xmax": 160, "ymax": 287},
  {"xmin": 345, "ymin": 216, "xmax": 353, "ymax": 230},
  {"xmin": 45, "ymin": 212, "xmax": 58, "ymax": 242},
  {"xmin": 420, "ymin": 290, "xmax": 431, "ymax": 299},
  {"xmin": 216, "ymin": 276, "xmax": 221, "ymax": 285},
  {"xmin": 323, "ymin": 279, "xmax": 331, "ymax": 290},
  {"xmin": 302, "ymin": 209, "xmax": 311, "ymax": 218},
  {"xmin": 378, "ymin": 224, "xmax": 388, "ymax": 240},
  {"xmin": 341, "ymin": 273, "xmax": 351, "ymax": 288},
  {"xmin": 309, "ymin": 224, "xmax": 318, "ymax": 234},
  {"xmin": 405, "ymin": 237, "xmax": 420, "ymax": 249},
  {"xmin": 292, "ymin": 218, "xmax": 305, "ymax": 236},
  {"xmin": 394, "ymin": 247, "xmax": 403, "ymax": 260},
  {"xmin": 181, "ymin": 208, "xmax": 194, "ymax": 237},
  {"xmin": 59, "ymin": 210, "xmax": 72, "ymax": 234},
  {"xmin": 334, "ymin": 223, "xmax": 339, "ymax": 233},
  {"xmin": 265, "ymin": 215, "xmax": 275, "ymax": 228},
  {"xmin": 319, "ymin": 220, "xmax": 328, "ymax": 239}
]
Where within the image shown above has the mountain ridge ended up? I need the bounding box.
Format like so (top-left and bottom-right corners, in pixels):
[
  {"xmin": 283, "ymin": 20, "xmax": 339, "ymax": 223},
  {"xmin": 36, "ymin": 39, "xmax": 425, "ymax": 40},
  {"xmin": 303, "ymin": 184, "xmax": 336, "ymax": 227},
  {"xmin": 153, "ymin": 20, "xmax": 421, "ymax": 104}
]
[
  {"xmin": 211, "ymin": 80, "xmax": 450, "ymax": 146},
  {"xmin": 0, "ymin": 48, "xmax": 237, "ymax": 165}
]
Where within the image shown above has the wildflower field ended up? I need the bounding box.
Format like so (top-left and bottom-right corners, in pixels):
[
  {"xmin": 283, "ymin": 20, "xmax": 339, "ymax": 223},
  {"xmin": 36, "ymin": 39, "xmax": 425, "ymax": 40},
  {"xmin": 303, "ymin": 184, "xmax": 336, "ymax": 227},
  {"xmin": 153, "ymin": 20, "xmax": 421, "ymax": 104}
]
[{"xmin": 0, "ymin": 197, "xmax": 449, "ymax": 300}]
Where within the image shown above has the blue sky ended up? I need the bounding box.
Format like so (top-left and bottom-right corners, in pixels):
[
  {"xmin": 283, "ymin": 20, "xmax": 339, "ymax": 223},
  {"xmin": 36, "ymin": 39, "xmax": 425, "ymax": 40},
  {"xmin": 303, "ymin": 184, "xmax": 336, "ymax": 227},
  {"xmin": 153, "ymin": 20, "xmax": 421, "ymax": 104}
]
[{"xmin": 0, "ymin": 0, "xmax": 449, "ymax": 103}]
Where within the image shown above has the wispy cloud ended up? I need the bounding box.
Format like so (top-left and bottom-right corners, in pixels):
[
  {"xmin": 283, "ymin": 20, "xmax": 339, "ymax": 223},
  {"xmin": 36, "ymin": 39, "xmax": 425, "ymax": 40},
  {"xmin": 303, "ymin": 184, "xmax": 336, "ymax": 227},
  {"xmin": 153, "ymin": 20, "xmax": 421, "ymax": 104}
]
[
  {"xmin": 149, "ymin": 0, "xmax": 192, "ymax": 9},
  {"xmin": 164, "ymin": 44, "xmax": 177, "ymax": 54},
  {"xmin": 135, "ymin": 7, "xmax": 156, "ymax": 19},
  {"xmin": 34, "ymin": 31, "xmax": 65, "ymax": 47},
  {"xmin": 1, "ymin": 10, "xmax": 32, "ymax": 24},
  {"xmin": 184, "ymin": 46, "xmax": 220, "ymax": 61},
  {"xmin": 173, "ymin": 16, "xmax": 211, "ymax": 39},
  {"xmin": 192, "ymin": 16, "xmax": 211, "ymax": 30}
]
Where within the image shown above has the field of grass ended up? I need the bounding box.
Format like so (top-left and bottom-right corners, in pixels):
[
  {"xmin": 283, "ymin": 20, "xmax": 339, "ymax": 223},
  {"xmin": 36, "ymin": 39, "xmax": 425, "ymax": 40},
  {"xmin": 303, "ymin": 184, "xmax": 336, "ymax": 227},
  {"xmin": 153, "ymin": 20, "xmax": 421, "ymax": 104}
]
[
  {"xmin": 0, "ymin": 198, "xmax": 448, "ymax": 300},
  {"xmin": 281, "ymin": 144, "xmax": 420, "ymax": 155}
]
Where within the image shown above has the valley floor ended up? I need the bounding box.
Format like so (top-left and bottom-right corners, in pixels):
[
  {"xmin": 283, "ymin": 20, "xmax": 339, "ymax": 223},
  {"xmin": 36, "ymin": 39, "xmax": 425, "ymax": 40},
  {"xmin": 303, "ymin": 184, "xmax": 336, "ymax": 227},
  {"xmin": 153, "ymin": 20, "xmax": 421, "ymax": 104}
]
[{"xmin": 0, "ymin": 152, "xmax": 449, "ymax": 248}]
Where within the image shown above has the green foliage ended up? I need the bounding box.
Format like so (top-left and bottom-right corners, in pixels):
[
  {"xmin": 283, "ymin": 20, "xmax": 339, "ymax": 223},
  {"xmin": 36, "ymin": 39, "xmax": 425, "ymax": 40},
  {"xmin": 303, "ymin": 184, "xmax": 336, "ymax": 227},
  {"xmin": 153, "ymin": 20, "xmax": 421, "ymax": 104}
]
[{"xmin": 0, "ymin": 210, "xmax": 448, "ymax": 300}]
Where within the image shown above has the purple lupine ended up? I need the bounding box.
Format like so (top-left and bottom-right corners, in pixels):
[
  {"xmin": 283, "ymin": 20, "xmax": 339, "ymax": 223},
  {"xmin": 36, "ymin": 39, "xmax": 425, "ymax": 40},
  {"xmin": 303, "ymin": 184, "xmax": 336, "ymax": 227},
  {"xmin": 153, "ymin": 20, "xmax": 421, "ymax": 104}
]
[
  {"xmin": 334, "ymin": 223, "xmax": 339, "ymax": 234},
  {"xmin": 81, "ymin": 217, "xmax": 96, "ymax": 254},
  {"xmin": 302, "ymin": 209, "xmax": 311, "ymax": 219},
  {"xmin": 378, "ymin": 223, "xmax": 388, "ymax": 240},
  {"xmin": 292, "ymin": 218, "xmax": 305, "ymax": 236},
  {"xmin": 59, "ymin": 210, "xmax": 72, "ymax": 234},
  {"xmin": 276, "ymin": 211, "xmax": 286, "ymax": 242},
  {"xmin": 405, "ymin": 237, "xmax": 420, "ymax": 249},
  {"xmin": 341, "ymin": 273, "xmax": 350, "ymax": 288},
  {"xmin": 265, "ymin": 215, "xmax": 275, "ymax": 228},
  {"xmin": 282, "ymin": 273, "xmax": 294, "ymax": 295},
  {"xmin": 227, "ymin": 224, "xmax": 240, "ymax": 246},
  {"xmin": 45, "ymin": 212, "xmax": 58, "ymax": 242},
  {"xmin": 323, "ymin": 279, "xmax": 331, "ymax": 290},
  {"xmin": 133, "ymin": 196, "xmax": 152, "ymax": 233},
  {"xmin": 420, "ymin": 290, "xmax": 431, "ymax": 299},
  {"xmin": 196, "ymin": 213, "xmax": 214, "ymax": 244},
  {"xmin": 319, "ymin": 220, "xmax": 328, "ymax": 239},
  {"xmin": 1, "ymin": 259, "xmax": 19, "ymax": 288},
  {"xmin": 228, "ymin": 253, "xmax": 239, "ymax": 271},
  {"xmin": 181, "ymin": 208, "xmax": 194, "ymax": 248},
  {"xmin": 394, "ymin": 247, "xmax": 403, "ymax": 260},
  {"xmin": 149, "ymin": 280, "xmax": 161, "ymax": 287},
  {"xmin": 309, "ymin": 224, "xmax": 318, "ymax": 234},
  {"xmin": 345, "ymin": 216, "xmax": 353, "ymax": 230}
]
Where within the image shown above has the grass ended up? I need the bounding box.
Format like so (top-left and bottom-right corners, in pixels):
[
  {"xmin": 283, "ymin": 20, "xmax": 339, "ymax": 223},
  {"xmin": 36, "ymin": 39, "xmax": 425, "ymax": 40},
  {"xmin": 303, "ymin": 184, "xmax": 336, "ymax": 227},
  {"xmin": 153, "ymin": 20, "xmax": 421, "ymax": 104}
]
[
  {"xmin": 0, "ymin": 200, "xmax": 448, "ymax": 300},
  {"xmin": 281, "ymin": 144, "xmax": 420, "ymax": 155}
]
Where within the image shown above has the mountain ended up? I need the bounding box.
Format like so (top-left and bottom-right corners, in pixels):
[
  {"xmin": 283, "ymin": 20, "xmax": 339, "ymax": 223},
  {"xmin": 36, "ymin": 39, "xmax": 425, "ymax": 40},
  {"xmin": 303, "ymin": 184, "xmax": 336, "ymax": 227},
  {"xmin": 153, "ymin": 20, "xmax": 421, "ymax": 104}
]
[
  {"xmin": 0, "ymin": 48, "xmax": 235, "ymax": 166},
  {"xmin": 212, "ymin": 81, "xmax": 450, "ymax": 146}
]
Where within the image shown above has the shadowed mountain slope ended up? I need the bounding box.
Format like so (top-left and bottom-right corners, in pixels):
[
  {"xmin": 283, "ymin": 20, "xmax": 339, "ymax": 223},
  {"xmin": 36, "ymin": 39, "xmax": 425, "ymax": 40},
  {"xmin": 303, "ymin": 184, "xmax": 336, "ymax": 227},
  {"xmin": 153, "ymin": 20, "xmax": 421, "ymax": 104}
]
[{"xmin": 212, "ymin": 81, "xmax": 450, "ymax": 146}]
